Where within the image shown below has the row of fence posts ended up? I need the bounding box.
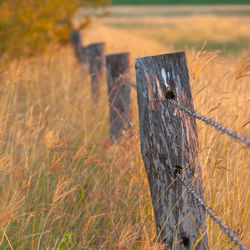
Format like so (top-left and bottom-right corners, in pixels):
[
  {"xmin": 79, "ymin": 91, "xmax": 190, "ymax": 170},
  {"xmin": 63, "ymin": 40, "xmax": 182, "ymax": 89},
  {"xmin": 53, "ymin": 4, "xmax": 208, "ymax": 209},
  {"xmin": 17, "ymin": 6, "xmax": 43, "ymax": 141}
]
[
  {"xmin": 71, "ymin": 29, "xmax": 226, "ymax": 249},
  {"xmin": 71, "ymin": 30, "xmax": 131, "ymax": 142}
]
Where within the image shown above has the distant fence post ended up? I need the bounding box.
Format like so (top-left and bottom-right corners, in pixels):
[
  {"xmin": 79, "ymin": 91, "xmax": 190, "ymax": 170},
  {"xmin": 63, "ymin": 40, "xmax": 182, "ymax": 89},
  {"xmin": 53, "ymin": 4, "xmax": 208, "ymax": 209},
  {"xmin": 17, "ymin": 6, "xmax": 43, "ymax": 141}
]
[
  {"xmin": 135, "ymin": 52, "xmax": 208, "ymax": 249},
  {"xmin": 106, "ymin": 52, "xmax": 131, "ymax": 141},
  {"xmin": 81, "ymin": 47, "xmax": 88, "ymax": 65},
  {"xmin": 70, "ymin": 30, "xmax": 82, "ymax": 63},
  {"xmin": 70, "ymin": 30, "xmax": 88, "ymax": 71},
  {"xmin": 87, "ymin": 42, "xmax": 105, "ymax": 103}
]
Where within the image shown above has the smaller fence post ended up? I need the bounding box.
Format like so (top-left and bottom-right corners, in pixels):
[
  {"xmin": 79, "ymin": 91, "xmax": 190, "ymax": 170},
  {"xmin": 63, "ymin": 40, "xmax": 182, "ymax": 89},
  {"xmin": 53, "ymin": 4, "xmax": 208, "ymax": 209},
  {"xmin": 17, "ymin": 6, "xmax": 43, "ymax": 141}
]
[
  {"xmin": 70, "ymin": 30, "xmax": 88, "ymax": 71},
  {"xmin": 106, "ymin": 52, "xmax": 131, "ymax": 141},
  {"xmin": 71, "ymin": 30, "xmax": 83, "ymax": 63},
  {"xmin": 87, "ymin": 42, "xmax": 105, "ymax": 103},
  {"xmin": 81, "ymin": 47, "xmax": 89, "ymax": 65}
]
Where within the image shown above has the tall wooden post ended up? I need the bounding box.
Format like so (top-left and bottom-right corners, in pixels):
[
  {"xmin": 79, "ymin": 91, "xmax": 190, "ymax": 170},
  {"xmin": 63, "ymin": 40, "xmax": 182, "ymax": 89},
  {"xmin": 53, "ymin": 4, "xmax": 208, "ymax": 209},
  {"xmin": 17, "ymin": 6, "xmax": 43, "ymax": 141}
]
[
  {"xmin": 87, "ymin": 42, "xmax": 105, "ymax": 103},
  {"xmin": 135, "ymin": 52, "xmax": 208, "ymax": 249},
  {"xmin": 106, "ymin": 52, "xmax": 131, "ymax": 141}
]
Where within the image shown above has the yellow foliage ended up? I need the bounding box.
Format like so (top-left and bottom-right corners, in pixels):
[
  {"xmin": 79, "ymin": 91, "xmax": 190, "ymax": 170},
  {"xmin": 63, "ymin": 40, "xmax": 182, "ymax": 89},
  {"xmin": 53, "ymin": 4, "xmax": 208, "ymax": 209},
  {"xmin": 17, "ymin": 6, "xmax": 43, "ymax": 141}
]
[{"xmin": 0, "ymin": 0, "xmax": 108, "ymax": 59}]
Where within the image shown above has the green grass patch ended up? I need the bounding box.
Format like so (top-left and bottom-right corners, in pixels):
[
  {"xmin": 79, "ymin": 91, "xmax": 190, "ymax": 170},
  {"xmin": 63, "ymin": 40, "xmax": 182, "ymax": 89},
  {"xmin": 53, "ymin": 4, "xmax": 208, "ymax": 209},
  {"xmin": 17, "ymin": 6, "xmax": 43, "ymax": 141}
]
[
  {"xmin": 109, "ymin": 9, "xmax": 250, "ymax": 17},
  {"xmin": 112, "ymin": 0, "xmax": 250, "ymax": 5},
  {"xmin": 172, "ymin": 39, "xmax": 250, "ymax": 53}
]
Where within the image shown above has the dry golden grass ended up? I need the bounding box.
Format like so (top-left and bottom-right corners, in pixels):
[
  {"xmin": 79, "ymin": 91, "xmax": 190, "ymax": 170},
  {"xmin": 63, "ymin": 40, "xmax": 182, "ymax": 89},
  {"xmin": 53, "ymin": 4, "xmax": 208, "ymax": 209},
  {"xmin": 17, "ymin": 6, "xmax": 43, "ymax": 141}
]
[
  {"xmin": 103, "ymin": 15, "xmax": 250, "ymax": 42},
  {"xmin": 0, "ymin": 13, "xmax": 249, "ymax": 249}
]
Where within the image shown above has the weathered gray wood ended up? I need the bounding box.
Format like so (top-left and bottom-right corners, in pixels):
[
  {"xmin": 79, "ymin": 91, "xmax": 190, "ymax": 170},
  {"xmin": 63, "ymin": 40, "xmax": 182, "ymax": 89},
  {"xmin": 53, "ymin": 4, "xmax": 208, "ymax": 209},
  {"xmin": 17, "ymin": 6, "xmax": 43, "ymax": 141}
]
[
  {"xmin": 70, "ymin": 30, "xmax": 88, "ymax": 73},
  {"xmin": 106, "ymin": 52, "xmax": 131, "ymax": 141},
  {"xmin": 87, "ymin": 42, "xmax": 105, "ymax": 103},
  {"xmin": 135, "ymin": 52, "xmax": 208, "ymax": 249},
  {"xmin": 70, "ymin": 30, "xmax": 84, "ymax": 63},
  {"xmin": 81, "ymin": 47, "xmax": 88, "ymax": 65}
]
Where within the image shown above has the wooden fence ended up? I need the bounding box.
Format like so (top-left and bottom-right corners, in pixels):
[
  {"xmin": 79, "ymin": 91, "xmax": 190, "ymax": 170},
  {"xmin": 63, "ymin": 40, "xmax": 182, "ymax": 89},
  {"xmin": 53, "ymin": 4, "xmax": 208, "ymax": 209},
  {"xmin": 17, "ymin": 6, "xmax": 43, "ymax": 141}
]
[{"xmin": 70, "ymin": 29, "xmax": 248, "ymax": 250}]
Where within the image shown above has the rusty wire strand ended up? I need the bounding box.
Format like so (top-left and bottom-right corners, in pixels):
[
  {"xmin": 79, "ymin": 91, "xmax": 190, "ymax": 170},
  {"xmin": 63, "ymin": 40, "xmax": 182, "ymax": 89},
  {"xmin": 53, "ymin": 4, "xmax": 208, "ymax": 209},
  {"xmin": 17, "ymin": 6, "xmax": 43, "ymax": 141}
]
[
  {"xmin": 168, "ymin": 99, "xmax": 250, "ymax": 147},
  {"xmin": 175, "ymin": 173, "xmax": 248, "ymax": 250},
  {"xmin": 131, "ymin": 81, "xmax": 249, "ymax": 146},
  {"xmin": 119, "ymin": 80, "xmax": 249, "ymax": 248}
]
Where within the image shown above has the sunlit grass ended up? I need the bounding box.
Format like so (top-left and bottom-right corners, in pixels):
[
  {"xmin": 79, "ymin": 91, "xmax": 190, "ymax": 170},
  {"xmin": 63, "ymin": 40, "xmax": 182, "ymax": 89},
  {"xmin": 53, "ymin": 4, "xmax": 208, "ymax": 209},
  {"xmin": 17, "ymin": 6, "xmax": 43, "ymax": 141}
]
[{"xmin": 0, "ymin": 13, "xmax": 249, "ymax": 249}]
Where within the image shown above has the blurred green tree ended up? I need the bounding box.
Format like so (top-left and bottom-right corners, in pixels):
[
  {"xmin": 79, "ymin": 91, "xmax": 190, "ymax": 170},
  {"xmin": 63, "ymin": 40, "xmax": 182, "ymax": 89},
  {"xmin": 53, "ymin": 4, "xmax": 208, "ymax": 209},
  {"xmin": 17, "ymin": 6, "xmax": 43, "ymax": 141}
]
[{"xmin": 0, "ymin": 0, "xmax": 109, "ymax": 59}]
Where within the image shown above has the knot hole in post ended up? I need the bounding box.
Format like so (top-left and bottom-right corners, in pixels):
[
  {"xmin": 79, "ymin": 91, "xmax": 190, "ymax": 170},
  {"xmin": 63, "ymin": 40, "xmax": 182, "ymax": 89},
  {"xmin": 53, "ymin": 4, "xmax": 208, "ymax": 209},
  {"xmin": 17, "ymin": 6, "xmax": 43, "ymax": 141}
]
[
  {"xmin": 174, "ymin": 165, "xmax": 182, "ymax": 177},
  {"xmin": 119, "ymin": 107, "xmax": 125, "ymax": 113},
  {"xmin": 180, "ymin": 236, "xmax": 190, "ymax": 247},
  {"xmin": 165, "ymin": 89, "xmax": 175, "ymax": 100}
]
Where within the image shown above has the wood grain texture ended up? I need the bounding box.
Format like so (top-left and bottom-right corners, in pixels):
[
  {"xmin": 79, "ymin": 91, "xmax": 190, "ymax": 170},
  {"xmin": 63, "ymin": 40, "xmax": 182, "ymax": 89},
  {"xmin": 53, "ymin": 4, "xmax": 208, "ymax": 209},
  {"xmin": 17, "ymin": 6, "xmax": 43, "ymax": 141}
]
[
  {"xmin": 106, "ymin": 52, "xmax": 131, "ymax": 141},
  {"xmin": 87, "ymin": 42, "xmax": 105, "ymax": 103},
  {"xmin": 136, "ymin": 52, "xmax": 208, "ymax": 249},
  {"xmin": 81, "ymin": 47, "xmax": 88, "ymax": 65}
]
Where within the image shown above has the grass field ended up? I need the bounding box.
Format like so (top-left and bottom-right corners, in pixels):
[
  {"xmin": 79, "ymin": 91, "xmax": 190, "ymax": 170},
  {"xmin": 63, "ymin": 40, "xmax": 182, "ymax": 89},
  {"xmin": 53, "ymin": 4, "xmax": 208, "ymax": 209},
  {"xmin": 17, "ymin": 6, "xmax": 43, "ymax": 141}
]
[
  {"xmin": 0, "ymin": 5, "xmax": 249, "ymax": 249},
  {"xmin": 100, "ymin": 6, "xmax": 250, "ymax": 53}
]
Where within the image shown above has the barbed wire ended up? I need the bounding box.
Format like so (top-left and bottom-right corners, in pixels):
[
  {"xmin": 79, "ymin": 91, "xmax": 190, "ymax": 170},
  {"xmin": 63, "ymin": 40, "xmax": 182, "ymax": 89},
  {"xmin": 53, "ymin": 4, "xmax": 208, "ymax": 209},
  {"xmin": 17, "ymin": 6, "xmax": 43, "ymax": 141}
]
[
  {"xmin": 174, "ymin": 172, "xmax": 248, "ymax": 250},
  {"xmin": 167, "ymin": 99, "xmax": 250, "ymax": 147},
  {"xmin": 72, "ymin": 46, "xmax": 249, "ymax": 247},
  {"xmin": 129, "ymin": 81, "xmax": 250, "ymax": 146},
  {"xmin": 167, "ymin": 95, "xmax": 249, "ymax": 249},
  {"xmin": 125, "ymin": 81, "xmax": 249, "ymax": 247}
]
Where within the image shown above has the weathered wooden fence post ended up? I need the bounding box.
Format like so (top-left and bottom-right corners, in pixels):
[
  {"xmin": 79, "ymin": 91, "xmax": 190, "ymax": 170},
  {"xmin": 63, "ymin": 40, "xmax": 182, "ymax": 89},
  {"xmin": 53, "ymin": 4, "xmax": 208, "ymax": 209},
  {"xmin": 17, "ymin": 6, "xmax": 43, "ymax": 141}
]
[
  {"xmin": 135, "ymin": 52, "xmax": 208, "ymax": 249},
  {"xmin": 70, "ymin": 30, "xmax": 88, "ymax": 70},
  {"xmin": 71, "ymin": 30, "xmax": 83, "ymax": 63},
  {"xmin": 81, "ymin": 47, "xmax": 88, "ymax": 65},
  {"xmin": 106, "ymin": 52, "xmax": 131, "ymax": 141},
  {"xmin": 87, "ymin": 42, "xmax": 105, "ymax": 103}
]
